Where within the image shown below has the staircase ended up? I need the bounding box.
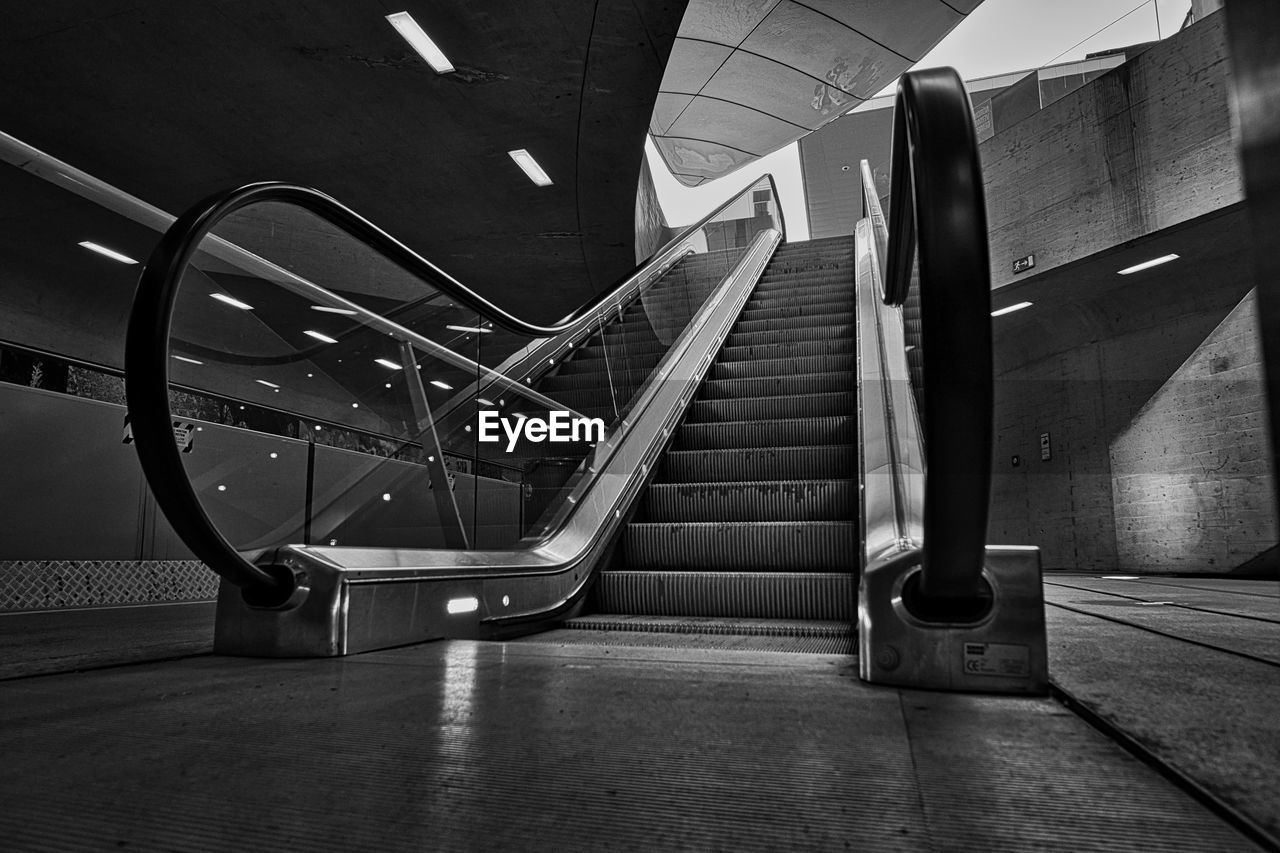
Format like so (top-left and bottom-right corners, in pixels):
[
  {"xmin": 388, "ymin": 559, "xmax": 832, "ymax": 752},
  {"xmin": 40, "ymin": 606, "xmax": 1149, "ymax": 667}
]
[{"xmin": 567, "ymin": 236, "xmax": 861, "ymax": 648}]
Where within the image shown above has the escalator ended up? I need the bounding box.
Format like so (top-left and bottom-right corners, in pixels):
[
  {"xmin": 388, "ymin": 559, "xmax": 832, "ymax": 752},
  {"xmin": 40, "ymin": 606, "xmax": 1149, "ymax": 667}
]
[{"xmin": 123, "ymin": 67, "xmax": 1046, "ymax": 695}]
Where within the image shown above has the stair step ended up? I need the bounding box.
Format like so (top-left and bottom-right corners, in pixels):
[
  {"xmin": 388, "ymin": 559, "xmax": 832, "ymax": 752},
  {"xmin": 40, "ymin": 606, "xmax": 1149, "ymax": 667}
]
[
  {"xmin": 661, "ymin": 444, "xmax": 856, "ymax": 483},
  {"xmin": 676, "ymin": 416, "xmax": 855, "ymax": 450},
  {"xmin": 645, "ymin": 479, "xmax": 855, "ymax": 522}
]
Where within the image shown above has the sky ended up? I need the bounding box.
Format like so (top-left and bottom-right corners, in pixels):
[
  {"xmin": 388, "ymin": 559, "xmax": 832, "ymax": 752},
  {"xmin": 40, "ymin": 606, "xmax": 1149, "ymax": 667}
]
[{"xmin": 646, "ymin": 0, "xmax": 1194, "ymax": 242}]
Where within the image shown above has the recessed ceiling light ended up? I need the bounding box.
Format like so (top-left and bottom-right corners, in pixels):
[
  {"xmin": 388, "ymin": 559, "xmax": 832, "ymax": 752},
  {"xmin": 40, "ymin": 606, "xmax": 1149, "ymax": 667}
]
[
  {"xmin": 991, "ymin": 301, "xmax": 1033, "ymax": 317},
  {"xmin": 386, "ymin": 11, "xmax": 454, "ymax": 73},
  {"xmin": 509, "ymin": 149, "xmax": 553, "ymax": 186},
  {"xmin": 78, "ymin": 241, "xmax": 138, "ymax": 264},
  {"xmin": 210, "ymin": 292, "xmax": 253, "ymax": 310},
  {"xmin": 1118, "ymin": 254, "xmax": 1179, "ymax": 275},
  {"xmin": 375, "ymin": 358, "xmax": 403, "ymax": 370},
  {"xmin": 311, "ymin": 305, "xmax": 358, "ymax": 315},
  {"xmin": 430, "ymin": 380, "xmax": 453, "ymax": 390},
  {"xmin": 304, "ymin": 330, "xmax": 339, "ymax": 344},
  {"xmin": 446, "ymin": 324, "xmax": 492, "ymax": 334},
  {"xmin": 172, "ymin": 355, "xmax": 204, "ymax": 365},
  {"xmin": 256, "ymin": 379, "xmax": 280, "ymax": 389}
]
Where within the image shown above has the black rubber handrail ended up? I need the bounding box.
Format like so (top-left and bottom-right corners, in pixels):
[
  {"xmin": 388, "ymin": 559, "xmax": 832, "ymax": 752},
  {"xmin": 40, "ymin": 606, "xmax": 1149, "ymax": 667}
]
[
  {"xmin": 126, "ymin": 174, "xmax": 784, "ymax": 593},
  {"xmin": 882, "ymin": 67, "xmax": 994, "ymax": 608}
]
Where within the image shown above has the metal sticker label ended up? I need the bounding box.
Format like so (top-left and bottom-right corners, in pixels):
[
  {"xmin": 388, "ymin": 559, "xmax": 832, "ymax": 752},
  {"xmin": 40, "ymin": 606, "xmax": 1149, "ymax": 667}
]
[{"xmin": 963, "ymin": 642, "xmax": 1030, "ymax": 678}]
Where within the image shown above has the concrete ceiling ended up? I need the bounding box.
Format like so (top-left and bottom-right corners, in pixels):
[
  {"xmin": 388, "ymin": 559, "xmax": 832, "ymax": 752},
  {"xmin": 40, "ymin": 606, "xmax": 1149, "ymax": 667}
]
[
  {"xmin": 0, "ymin": 0, "xmax": 686, "ymax": 368},
  {"xmin": 651, "ymin": 0, "xmax": 982, "ymax": 185}
]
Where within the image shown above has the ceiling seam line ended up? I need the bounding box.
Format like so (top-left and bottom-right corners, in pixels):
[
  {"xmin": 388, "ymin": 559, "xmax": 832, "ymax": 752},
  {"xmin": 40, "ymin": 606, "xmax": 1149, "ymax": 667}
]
[
  {"xmin": 573, "ymin": 0, "xmax": 602, "ymax": 300},
  {"xmin": 785, "ymin": 0, "xmax": 915, "ymax": 63},
  {"xmin": 672, "ymin": 36, "xmax": 872, "ymax": 100},
  {"xmin": 655, "ymin": 91, "xmax": 813, "ymax": 131},
  {"xmin": 650, "ymin": 135, "xmax": 763, "ymax": 157},
  {"xmin": 661, "ymin": 1, "xmax": 784, "ymax": 144}
]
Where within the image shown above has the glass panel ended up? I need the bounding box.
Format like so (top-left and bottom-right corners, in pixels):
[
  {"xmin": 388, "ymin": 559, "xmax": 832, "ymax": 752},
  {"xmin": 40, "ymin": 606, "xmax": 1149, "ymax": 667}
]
[{"xmin": 162, "ymin": 176, "xmax": 784, "ymax": 558}]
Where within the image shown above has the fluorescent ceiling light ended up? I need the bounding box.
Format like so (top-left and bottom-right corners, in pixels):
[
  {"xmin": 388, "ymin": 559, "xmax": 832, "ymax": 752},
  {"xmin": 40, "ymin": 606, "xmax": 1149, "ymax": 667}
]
[
  {"xmin": 256, "ymin": 379, "xmax": 280, "ymax": 389},
  {"xmin": 991, "ymin": 301, "xmax": 1033, "ymax": 317},
  {"xmin": 386, "ymin": 12, "xmax": 454, "ymax": 73},
  {"xmin": 210, "ymin": 292, "xmax": 253, "ymax": 310},
  {"xmin": 375, "ymin": 358, "xmax": 403, "ymax": 370},
  {"xmin": 311, "ymin": 305, "xmax": 359, "ymax": 315},
  {"xmin": 446, "ymin": 324, "xmax": 493, "ymax": 334},
  {"xmin": 508, "ymin": 149, "xmax": 553, "ymax": 186},
  {"xmin": 1118, "ymin": 254, "xmax": 1179, "ymax": 275},
  {"xmin": 172, "ymin": 355, "xmax": 203, "ymax": 365},
  {"xmin": 430, "ymin": 380, "xmax": 453, "ymax": 390},
  {"xmin": 78, "ymin": 241, "xmax": 138, "ymax": 264},
  {"xmin": 304, "ymin": 330, "xmax": 339, "ymax": 344}
]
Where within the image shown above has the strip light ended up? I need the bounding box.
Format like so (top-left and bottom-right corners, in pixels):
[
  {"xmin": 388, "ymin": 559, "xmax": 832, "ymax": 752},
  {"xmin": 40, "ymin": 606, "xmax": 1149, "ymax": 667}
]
[
  {"xmin": 508, "ymin": 149, "xmax": 553, "ymax": 186},
  {"xmin": 386, "ymin": 12, "xmax": 454, "ymax": 73},
  {"xmin": 375, "ymin": 358, "xmax": 403, "ymax": 370},
  {"xmin": 78, "ymin": 241, "xmax": 138, "ymax": 264},
  {"xmin": 447, "ymin": 596, "xmax": 479, "ymax": 614},
  {"xmin": 210, "ymin": 293, "xmax": 253, "ymax": 310},
  {"xmin": 172, "ymin": 355, "xmax": 204, "ymax": 365},
  {"xmin": 430, "ymin": 380, "xmax": 453, "ymax": 390},
  {"xmin": 304, "ymin": 330, "xmax": 339, "ymax": 344},
  {"xmin": 446, "ymin": 324, "xmax": 493, "ymax": 334},
  {"xmin": 991, "ymin": 301, "xmax": 1033, "ymax": 317},
  {"xmin": 1118, "ymin": 254, "xmax": 1179, "ymax": 275},
  {"xmin": 255, "ymin": 379, "xmax": 280, "ymax": 389},
  {"xmin": 312, "ymin": 305, "xmax": 359, "ymax": 316}
]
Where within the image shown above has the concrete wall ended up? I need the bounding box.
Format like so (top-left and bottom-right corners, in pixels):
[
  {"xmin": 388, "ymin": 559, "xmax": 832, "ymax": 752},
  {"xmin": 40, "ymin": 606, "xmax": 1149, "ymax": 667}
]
[
  {"xmin": 1110, "ymin": 291, "xmax": 1277, "ymax": 572},
  {"xmin": 984, "ymin": 13, "xmax": 1238, "ymax": 290}
]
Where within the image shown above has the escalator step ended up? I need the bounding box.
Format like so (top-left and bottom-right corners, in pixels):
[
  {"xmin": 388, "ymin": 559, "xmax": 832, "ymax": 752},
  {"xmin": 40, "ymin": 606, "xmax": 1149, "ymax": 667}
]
[
  {"xmin": 710, "ymin": 354, "xmax": 853, "ymax": 380},
  {"xmin": 732, "ymin": 313, "xmax": 855, "ymax": 336},
  {"xmin": 687, "ymin": 391, "xmax": 854, "ymax": 423},
  {"xmin": 676, "ymin": 416, "xmax": 855, "ymax": 450},
  {"xmin": 662, "ymin": 445, "xmax": 855, "ymax": 482},
  {"xmin": 719, "ymin": 339, "xmax": 852, "ymax": 362},
  {"xmin": 699, "ymin": 372, "xmax": 850, "ymax": 400},
  {"xmin": 740, "ymin": 295, "xmax": 853, "ymax": 315},
  {"xmin": 645, "ymin": 479, "xmax": 855, "ymax": 522},
  {"xmin": 625, "ymin": 520, "xmax": 858, "ymax": 570},
  {"xmin": 593, "ymin": 570, "xmax": 855, "ymax": 620},
  {"xmin": 724, "ymin": 325, "xmax": 854, "ymax": 348}
]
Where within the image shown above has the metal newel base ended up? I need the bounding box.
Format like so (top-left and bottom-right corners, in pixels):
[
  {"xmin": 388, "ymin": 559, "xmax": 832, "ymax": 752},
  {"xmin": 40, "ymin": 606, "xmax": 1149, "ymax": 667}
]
[{"xmin": 859, "ymin": 546, "xmax": 1048, "ymax": 694}]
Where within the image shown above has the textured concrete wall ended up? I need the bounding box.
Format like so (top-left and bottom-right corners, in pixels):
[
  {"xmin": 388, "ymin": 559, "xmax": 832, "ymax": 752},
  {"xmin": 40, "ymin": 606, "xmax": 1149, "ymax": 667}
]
[
  {"xmin": 983, "ymin": 13, "xmax": 1239, "ymax": 290},
  {"xmin": 1109, "ymin": 291, "xmax": 1277, "ymax": 572},
  {"xmin": 989, "ymin": 289, "xmax": 1249, "ymax": 570}
]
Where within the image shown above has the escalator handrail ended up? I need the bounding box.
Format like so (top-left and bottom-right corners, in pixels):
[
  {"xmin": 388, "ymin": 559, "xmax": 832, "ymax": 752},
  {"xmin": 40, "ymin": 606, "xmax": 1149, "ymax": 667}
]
[
  {"xmin": 125, "ymin": 174, "xmax": 785, "ymax": 592},
  {"xmin": 877, "ymin": 66, "xmax": 994, "ymax": 605}
]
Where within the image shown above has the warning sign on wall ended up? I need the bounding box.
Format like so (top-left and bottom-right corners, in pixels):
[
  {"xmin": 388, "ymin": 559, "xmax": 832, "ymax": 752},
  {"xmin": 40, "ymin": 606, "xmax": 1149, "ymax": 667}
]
[{"xmin": 122, "ymin": 415, "xmax": 196, "ymax": 453}]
